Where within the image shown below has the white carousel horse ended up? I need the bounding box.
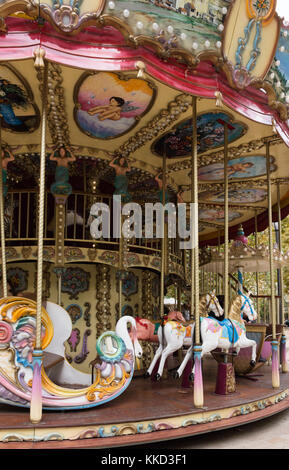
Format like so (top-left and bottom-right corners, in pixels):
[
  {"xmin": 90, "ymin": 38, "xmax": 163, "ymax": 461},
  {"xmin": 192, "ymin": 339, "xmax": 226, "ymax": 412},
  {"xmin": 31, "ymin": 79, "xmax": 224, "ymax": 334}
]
[
  {"xmin": 0, "ymin": 297, "xmax": 142, "ymax": 410},
  {"xmin": 146, "ymin": 292, "xmax": 258, "ymax": 381},
  {"xmin": 145, "ymin": 291, "xmax": 224, "ymax": 379}
]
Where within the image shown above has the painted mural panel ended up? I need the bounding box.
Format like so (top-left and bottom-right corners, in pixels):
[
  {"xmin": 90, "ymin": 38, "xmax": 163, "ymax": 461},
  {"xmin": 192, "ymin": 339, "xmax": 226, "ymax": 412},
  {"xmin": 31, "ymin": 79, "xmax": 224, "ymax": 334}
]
[
  {"xmin": 199, "ymin": 188, "xmax": 267, "ymax": 203},
  {"xmin": 103, "ymin": 0, "xmax": 232, "ymax": 53},
  {"xmin": 152, "ymin": 112, "xmax": 247, "ymax": 158},
  {"xmin": 199, "ymin": 208, "xmax": 242, "ymax": 223},
  {"xmin": 74, "ymin": 72, "xmax": 155, "ymax": 139},
  {"xmin": 0, "ymin": 64, "xmax": 40, "ymax": 133},
  {"xmin": 198, "ymin": 155, "xmax": 276, "ymax": 181}
]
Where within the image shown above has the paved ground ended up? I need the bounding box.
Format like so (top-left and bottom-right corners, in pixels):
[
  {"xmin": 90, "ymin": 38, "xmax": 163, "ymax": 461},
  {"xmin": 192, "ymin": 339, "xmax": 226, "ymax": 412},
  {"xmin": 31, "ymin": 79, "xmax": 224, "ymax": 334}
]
[{"xmin": 141, "ymin": 407, "xmax": 289, "ymax": 449}]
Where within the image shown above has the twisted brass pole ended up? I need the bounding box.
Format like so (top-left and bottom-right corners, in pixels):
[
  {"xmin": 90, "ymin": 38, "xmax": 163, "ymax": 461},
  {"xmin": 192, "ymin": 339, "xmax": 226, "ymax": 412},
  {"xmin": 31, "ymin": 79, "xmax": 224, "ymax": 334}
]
[
  {"xmin": 224, "ymin": 123, "xmax": 229, "ymax": 320},
  {"xmin": 254, "ymin": 210, "xmax": 260, "ymax": 322},
  {"xmin": 277, "ymin": 182, "xmax": 288, "ymax": 373},
  {"xmin": 191, "ymin": 96, "xmax": 199, "ymax": 340},
  {"xmin": 160, "ymin": 147, "xmax": 167, "ymax": 319},
  {"xmin": 266, "ymin": 141, "xmax": 280, "ymax": 388},
  {"xmin": 191, "ymin": 95, "xmax": 203, "ymax": 407},
  {"xmin": 35, "ymin": 62, "xmax": 48, "ymax": 350},
  {"xmin": 0, "ymin": 119, "xmax": 7, "ymax": 297},
  {"xmin": 277, "ymin": 183, "xmax": 284, "ymax": 323},
  {"xmin": 118, "ymin": 208, "xmax": 123, "ymax": 321},
  {"xmin": 30, "ymin": 60, "xmax": 48, "ymax": 424}
]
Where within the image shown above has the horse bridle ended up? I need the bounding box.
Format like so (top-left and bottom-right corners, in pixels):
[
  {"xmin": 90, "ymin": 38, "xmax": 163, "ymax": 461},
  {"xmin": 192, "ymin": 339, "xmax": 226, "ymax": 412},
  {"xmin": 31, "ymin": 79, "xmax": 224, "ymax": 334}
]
[
  {"xmin": 206, "ymin": 293, "xmax": 223, "ymax": 317},
  {"xmin": 240, "ymin": 292, "xmax": 254, "ymax": 320}
]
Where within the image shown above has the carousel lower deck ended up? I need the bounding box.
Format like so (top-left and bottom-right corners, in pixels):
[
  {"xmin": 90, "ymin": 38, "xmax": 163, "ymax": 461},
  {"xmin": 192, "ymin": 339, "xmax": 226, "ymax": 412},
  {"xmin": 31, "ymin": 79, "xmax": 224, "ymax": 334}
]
[{"xmin": 0, "ymin": 356, "xmax": 289, "ymax": 449}]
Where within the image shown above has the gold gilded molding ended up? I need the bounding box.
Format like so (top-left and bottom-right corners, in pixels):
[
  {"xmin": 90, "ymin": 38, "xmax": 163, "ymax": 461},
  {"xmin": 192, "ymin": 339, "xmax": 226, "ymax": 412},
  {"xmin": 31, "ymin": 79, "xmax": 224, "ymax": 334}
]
[
  {"xmin": 117, "ymin": 94, "xmax": 191, "ymax": 159},
  {"xmin": 167, "ymin": 136, "xmax": 282, "ymax": 174}
]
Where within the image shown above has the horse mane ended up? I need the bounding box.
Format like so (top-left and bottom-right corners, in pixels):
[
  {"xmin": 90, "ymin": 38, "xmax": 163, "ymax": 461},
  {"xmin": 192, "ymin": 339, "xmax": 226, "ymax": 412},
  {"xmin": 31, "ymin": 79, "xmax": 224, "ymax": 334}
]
[
  {"xmin": 199, "ymin": 295, "xmax": 209, "ymax": 318},
  {"xmin": 228, "ymin": 295, "xmax": 243, "ymax": 322}
]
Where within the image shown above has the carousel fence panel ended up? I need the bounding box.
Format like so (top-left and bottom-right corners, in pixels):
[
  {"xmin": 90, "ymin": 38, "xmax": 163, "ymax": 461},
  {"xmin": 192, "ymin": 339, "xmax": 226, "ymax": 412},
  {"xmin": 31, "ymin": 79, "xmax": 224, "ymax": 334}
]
[
  {"xmin": 4, "ymin": 190, "xmax": 185, "ymax": 260},
  {"xmin": 4, "ymin": 190, "xmax": 54, "ymax": 243}
]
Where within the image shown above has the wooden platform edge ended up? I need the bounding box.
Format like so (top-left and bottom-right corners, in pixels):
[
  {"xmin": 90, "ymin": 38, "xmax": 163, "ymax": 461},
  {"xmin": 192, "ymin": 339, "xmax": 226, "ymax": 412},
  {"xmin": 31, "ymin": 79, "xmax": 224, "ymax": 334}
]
[{"xmin": 0, "ymin": 388, "xmax": 288, "ymax": 449}]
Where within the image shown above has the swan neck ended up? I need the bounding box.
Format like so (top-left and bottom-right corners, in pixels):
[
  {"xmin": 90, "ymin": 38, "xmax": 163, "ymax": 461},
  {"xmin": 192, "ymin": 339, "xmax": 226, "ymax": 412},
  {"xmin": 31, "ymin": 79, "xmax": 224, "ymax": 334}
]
[{"xmin": 116, "ymin": 316, "xmax": 135, "ymax": 351}]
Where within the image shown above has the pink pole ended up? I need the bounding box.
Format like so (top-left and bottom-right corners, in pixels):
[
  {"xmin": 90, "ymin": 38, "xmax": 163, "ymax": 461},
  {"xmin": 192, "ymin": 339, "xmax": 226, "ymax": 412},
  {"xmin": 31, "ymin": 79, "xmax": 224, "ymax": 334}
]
[
  {"xmin": 271, "ymin": 340, "xmax": 280, "ymax": 388},
  {"xmin": 193, "ymin": 346, "xmax": 204, "ymax": 407}
]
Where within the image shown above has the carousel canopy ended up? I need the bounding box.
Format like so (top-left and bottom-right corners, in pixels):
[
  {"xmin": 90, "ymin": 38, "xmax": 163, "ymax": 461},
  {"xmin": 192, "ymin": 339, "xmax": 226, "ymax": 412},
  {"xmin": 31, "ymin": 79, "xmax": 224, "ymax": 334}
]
[
  {"xmin": 202, "ymin": 239, "xmax": 289, "ymax": 273},
  {"xmin": 0, "ymin": 0, "xmax": 288, "ymax": 244}
]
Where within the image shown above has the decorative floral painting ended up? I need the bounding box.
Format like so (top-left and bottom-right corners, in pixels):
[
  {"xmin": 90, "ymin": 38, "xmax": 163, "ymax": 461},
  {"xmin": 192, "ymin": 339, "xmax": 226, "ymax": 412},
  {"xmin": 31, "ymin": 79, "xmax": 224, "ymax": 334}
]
[
  {"xmin": 61, "ymin": 267, "xmax": 90, "ymax": 299},
  {"xmin": 117, "ymin": 271, "xmax": 139, "ymax": 300},
  {"xmin": 247, "ymin": 0, "xmax": 276, "ymax": 20},
  {"xmin": 66, "ymin": 304, "xmax": 83, "ymax": 324},
  {"xmin": 0, "ymin": 64, "xmax": 40, "ymax": 133},
  {"xmin": 199, "ymin": 188, "xmax": 267, "ymax": 204},
  {"xmin": 152, "ymin": 112, "xmax": 246, "ymax": 158},
  {"xmin": 199, "ymin": 208, "xmax": 242, "ymax": 224},
  {"xmin": 198, "ymin": 155, "xmax": 276, "ymax": 181},
  {"xmin": 74, "ymin": 72, "xmax": 155, "ymax": 139},
  {"xmin": 7, "ymin": 267, "xmax": 28, "ymax": 295}
]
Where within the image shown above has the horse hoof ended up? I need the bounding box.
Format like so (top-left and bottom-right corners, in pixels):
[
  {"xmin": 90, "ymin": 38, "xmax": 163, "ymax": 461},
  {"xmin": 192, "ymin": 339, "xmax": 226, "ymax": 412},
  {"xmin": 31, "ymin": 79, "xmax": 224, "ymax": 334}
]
[
  {"xmin": 250, "ymin": 360, "xmax": 256, "ymax": 367},
  {"xmin": 189, "ymin": 373, "xmax": 194, "ymax": 382},
  {"xmin": 155, "ymin": 373, "xmax": 161, "ymax": 381},
  {"xmin": 144, "ymin": 372, "xmax": 150, "ymax": 379},
  {"xmin": 173, "ymin": 371, "xmax": 179, "ymax": 379}
]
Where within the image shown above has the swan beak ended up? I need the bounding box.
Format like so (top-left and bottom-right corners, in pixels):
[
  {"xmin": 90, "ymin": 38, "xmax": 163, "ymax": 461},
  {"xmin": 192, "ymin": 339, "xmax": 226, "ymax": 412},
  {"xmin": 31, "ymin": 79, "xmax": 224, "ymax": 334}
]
[{"xmin": 135, "ymin": 357, "xmax": 141, "ymax": 370}]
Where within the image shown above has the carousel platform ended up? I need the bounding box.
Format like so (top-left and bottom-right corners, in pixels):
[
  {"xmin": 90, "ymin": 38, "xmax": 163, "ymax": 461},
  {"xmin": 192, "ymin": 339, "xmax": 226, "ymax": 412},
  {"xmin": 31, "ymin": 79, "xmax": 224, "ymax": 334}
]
[{"xmin": 0, "ymin": 356, "xmax": 288, "ymax": 449}]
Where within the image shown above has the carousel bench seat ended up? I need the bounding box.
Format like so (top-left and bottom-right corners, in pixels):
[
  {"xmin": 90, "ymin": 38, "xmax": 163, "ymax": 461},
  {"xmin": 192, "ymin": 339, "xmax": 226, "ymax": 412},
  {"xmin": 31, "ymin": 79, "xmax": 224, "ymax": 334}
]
[
  {"xmin": 43, "ymin": 351, "xmax": 64, "ymax": 371},
  {"xmin": 43, "ymin": 301, "xmax": 93, "ymax": 386}
]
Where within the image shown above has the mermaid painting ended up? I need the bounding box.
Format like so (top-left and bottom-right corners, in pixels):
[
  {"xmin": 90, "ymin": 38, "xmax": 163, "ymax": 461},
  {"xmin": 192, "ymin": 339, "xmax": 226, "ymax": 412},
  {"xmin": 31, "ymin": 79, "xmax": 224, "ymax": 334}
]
[{"xmin": 0, "ymin": 78, "xmax": 34, "ymax": 132}]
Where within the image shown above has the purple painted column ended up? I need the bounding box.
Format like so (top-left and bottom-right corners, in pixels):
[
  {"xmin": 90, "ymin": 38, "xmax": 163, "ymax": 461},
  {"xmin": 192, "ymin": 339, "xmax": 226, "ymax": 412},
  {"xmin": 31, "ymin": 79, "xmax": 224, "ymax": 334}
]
[
  {"xmin": 271, "ymin": 340, "xmax": 280, "ymax": 388},
  {"xmin": 281, "ymin": 335, "xmax": 289, "ymax": 373},
  {"xmin": 193, "ymin": 345, "xmax": 203, "ymax": 407},
  {"xmin": 30, "ymin": 350, "xmax": 43, "ymax": 424}
]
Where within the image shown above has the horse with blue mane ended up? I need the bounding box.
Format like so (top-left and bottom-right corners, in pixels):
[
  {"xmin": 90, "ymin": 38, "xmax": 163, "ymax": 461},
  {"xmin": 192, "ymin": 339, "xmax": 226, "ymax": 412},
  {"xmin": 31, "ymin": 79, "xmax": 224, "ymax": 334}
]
[{"xmin": 146, "ymin": 291, "xmax": 258, "ymax": 381}]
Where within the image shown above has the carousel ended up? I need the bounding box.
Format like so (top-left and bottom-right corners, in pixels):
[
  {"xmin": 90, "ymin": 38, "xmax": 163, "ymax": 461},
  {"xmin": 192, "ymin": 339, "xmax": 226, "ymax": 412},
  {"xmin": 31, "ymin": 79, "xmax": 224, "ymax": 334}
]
[{"xmin": 0, "ymin": 0, "xmax": 288, "ymax": 449}]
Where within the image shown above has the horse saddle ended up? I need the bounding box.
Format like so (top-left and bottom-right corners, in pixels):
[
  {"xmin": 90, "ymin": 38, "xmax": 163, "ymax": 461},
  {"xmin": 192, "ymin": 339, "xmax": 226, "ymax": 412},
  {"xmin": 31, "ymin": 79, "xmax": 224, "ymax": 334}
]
[{"xmin": 209, "ymin": 317, "xmax": 239, "ymax": 344}]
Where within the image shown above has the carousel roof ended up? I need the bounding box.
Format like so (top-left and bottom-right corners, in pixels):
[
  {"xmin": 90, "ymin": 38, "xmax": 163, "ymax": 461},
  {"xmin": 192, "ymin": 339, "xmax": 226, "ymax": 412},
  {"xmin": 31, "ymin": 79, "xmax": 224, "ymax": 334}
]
[{"xmin": 0, "ymin": 0, "xmax": 289, "ymax": 244}]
